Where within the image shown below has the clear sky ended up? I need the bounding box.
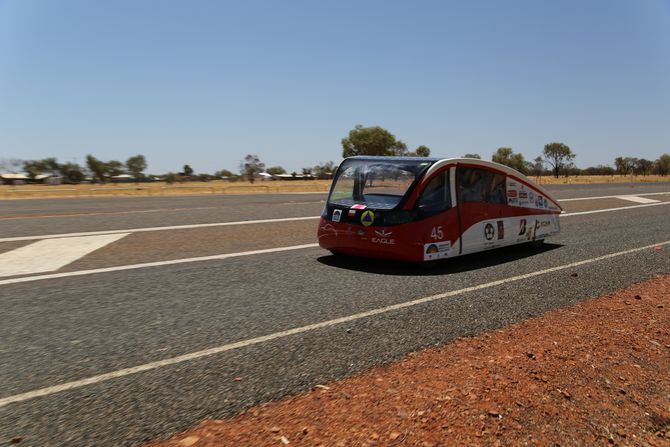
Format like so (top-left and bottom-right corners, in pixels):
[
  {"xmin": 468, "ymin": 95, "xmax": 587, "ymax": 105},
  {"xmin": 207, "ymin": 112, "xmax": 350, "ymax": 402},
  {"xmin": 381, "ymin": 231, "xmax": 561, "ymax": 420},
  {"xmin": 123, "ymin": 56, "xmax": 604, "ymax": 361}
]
[{"xmin": 1, "ymin": 0, "xmax": 669, "ymax": 174}]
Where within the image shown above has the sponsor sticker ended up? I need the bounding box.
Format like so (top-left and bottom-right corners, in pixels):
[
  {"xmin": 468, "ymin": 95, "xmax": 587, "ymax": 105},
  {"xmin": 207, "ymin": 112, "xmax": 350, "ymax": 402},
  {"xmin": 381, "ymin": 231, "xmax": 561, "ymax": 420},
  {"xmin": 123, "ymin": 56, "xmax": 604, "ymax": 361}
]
[
  {"xmin": 518, "ymin": 218, "xmax": 527, "ymax": 235},
  {"xmin": 360, "ymin": 210, "xmax": 375, "ymax": 227},
  {"xmin": 497, "ymin": 220, "xmax": 504, "ymax": 240},
  {"xmin": 351, "ymin": 204, "xmax": 367, "ymax": 210},
  {"xmin": 484, "ymin": 223, "xmax": 495, "ymax": 241},
  {"xmin": 348, "ymin": 209, "xmax": 357, "ymax": 217},
  {"xmin": 507, "ymin": 190, "xmax": 518, "ymax": 198},
  {"xmin": 332, "ymin": 209, "xmax": 342, "ymax": 223},
  {"xmin": 424, "ymin": 241, "xmax": 451, "ymax": 261},
  {"xmin": 372, "ymin": 229, "xmax": 395, "ymax": 245}
]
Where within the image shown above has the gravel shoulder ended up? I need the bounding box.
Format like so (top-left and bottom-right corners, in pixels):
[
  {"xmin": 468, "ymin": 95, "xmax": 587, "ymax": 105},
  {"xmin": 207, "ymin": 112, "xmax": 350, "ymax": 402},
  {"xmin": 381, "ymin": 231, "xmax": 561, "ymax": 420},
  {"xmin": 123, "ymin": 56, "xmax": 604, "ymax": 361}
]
[{"xmin": 147, "ymin": 274, "xmax": 670, "ymax": 447}]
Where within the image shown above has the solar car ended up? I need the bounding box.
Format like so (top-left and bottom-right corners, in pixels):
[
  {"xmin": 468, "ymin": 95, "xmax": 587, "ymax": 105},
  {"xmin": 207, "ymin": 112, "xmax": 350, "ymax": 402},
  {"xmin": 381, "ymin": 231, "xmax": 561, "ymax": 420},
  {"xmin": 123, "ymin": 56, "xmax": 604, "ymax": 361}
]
[{"xmin": 317, "ymin": 156, "xmax": 562, "ymax": 262}]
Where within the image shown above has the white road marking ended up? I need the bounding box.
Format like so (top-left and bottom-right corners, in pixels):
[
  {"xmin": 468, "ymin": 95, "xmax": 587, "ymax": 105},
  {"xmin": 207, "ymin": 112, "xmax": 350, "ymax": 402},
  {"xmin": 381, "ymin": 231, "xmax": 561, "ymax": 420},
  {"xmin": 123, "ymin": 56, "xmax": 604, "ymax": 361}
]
[
  {"xmin": 0, "ymin": 234, "xmax": 128, "ymax": 278},
  {"xmin": 1, "ymin": 239, "xmax": 668, "ymax": 408},
  {"xmin": 558, "ymin": 191, "xmax": 670, "ymax": 202},
  {"xmin": 0, "ymin": 243, "xmax": 319, "ymax": 286},
  {"xmin": 615, "ymin": 195, "xmax": 661, "ymax": 204},
  {"xmin": 560, "ymin": 200, "xmax": 670, "ymax": 216},
  {"xmin": 0, "ymin": 216, "xmax": 320, "ymax": 243}
]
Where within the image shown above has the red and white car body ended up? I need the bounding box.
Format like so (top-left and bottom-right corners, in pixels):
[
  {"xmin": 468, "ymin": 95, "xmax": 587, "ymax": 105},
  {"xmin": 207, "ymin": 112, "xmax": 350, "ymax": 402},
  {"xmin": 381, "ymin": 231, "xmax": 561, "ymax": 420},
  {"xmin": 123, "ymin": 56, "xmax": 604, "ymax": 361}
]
[{"xmin": 317, "ymin": 156, "xmax": 562, "ymax": 262}]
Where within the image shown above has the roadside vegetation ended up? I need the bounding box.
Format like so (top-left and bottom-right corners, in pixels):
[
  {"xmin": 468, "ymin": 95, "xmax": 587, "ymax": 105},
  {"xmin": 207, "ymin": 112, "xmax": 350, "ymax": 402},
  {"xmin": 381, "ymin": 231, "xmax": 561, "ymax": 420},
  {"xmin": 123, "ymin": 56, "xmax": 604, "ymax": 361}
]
[{"xmin": 1, "ymin": 124, "xmax": 668, "ymax": 189}]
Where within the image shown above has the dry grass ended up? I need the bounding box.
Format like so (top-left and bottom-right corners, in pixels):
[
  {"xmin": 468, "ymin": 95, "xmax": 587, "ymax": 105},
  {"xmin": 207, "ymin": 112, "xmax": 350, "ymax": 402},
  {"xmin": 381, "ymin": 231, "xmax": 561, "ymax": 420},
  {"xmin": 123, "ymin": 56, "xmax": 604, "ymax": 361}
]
[
  {"xmin": 1, "ymin": 175, "xmax": 668, "ymax": 200},
  {"xmin": 533, "ymin": 174, "xmax": 670, "ymax": 185},
  {"xmin": 0, "ymin": 180, "xmax": 332, "ymax": 200}
]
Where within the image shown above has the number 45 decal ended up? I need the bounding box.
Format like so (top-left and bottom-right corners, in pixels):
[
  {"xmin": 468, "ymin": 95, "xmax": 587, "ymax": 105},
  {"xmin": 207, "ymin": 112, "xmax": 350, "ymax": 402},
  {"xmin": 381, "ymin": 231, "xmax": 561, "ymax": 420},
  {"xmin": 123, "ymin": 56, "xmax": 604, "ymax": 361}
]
[{"xmin": 431, "ymin": 226, "xmax": 444, "ymax": 240}]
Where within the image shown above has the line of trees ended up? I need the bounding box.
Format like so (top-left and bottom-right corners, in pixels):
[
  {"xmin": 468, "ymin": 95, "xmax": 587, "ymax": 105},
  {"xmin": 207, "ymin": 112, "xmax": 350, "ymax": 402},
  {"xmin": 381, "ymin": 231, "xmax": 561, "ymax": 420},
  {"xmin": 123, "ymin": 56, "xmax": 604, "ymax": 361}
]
[
  {"xmin": 238, "ymin": 154, "xmax": 336, "ymax": 183},
  {"xmin": 18, "ymin": 154, "xmax": 148, "ymax": 183},
  {"xmin": 486, "ymin": 146, "xmax": 669, "ymax": 178},
  {"xmin": 6, "ymin": 125, "xmax": 669, "ymax": 184}
]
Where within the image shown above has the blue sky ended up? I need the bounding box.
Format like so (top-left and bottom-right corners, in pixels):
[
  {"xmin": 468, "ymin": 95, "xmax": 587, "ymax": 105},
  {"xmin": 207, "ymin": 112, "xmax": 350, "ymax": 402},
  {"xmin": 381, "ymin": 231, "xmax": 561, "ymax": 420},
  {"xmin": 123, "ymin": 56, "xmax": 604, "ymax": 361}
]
[{"xmin": 1, "ymin": 0, "xmax": 669, "ymax": 174}]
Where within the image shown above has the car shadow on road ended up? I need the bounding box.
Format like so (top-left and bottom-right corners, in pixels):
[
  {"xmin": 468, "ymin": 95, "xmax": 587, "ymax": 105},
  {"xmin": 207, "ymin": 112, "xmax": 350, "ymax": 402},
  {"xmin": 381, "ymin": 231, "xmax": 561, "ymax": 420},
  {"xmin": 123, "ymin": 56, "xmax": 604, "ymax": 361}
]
[{"xmin": 316, "ymin": 243, "xmax": 563, "ymax": 276}]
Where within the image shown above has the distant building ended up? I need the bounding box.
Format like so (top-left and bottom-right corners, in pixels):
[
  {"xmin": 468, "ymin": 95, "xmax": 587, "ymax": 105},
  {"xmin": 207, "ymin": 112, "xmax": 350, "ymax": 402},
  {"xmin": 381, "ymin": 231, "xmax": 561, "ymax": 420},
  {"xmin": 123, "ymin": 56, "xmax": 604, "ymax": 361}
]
[
  {"xmin": 110, "ymin": 174, "xmax": 136, "ymax": 183},
  {"xmin": 34, "ymin": 174, "xmax": 63, "ymax": 185},
  {"xmin": 0, "ymin": 173, "xmax": 29, "ymax": 185}
]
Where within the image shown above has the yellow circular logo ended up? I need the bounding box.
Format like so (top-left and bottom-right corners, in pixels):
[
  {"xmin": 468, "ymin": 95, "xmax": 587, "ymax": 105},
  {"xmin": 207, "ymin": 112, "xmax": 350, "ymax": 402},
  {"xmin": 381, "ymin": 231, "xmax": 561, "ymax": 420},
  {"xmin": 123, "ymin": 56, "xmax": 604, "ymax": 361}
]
[{"xmin": 360, "ymin": 210, "xmax": 375, "ymax": 226}]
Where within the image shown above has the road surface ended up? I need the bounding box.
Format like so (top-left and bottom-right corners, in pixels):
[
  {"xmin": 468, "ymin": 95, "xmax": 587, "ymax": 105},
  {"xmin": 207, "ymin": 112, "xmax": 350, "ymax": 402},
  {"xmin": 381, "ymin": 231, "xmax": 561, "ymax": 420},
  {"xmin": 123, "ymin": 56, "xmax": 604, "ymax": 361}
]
[{"xmin": 1, "ymin": 183, "xmax": 669, "ymax": 446}]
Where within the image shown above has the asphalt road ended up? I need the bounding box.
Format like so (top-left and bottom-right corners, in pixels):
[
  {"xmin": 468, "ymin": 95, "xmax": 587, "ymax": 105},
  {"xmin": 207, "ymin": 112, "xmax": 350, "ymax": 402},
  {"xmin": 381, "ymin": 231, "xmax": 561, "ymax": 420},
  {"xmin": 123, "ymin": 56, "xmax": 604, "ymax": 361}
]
[{"xmin": 1, "ymin": 183, "xmax": 670, "ymax": 446}]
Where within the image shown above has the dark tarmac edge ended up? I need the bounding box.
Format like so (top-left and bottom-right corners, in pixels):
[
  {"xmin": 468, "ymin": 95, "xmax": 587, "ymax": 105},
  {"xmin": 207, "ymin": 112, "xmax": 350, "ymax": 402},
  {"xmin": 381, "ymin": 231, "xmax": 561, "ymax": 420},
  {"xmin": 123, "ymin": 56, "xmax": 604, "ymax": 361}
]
[{"xmin": 146, "ymin": 274, "xmax": 670, "ymax": 447}]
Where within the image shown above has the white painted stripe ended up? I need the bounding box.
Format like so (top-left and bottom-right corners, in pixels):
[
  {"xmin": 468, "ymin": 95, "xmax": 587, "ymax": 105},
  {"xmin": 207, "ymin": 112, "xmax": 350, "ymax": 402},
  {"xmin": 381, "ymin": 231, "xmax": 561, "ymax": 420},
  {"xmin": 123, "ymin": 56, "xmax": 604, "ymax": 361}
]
[
  {"xmin": 0, "ymin": 216, "xmax": 320, "ymax": 243},
  {"xmin": 0, "ymin": 234, "xmax": 128, "ymax": 278},
  {"xmin": 0, "ymin": 243, "xmax": 319, "ymax": 286},
  {"xmin": 615, "ymin": 195, "xmax": 661, "ymax": 204},
  {"xmin": 1, "ymin": 239, "xmax": 668, "ymax": 408},
  {"xmin": 561, "ymin": 200, "xmax": 670, "ymax": 216},
  {"xmin": 559, "ymin": 191, "xmax": 670, "ymax": 202}
]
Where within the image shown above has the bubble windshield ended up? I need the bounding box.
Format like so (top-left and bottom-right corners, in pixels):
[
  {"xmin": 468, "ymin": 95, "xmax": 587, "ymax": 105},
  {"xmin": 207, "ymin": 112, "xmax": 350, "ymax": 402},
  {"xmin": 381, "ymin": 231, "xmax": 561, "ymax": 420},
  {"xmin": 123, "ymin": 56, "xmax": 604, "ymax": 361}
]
[{"xmin": 329, "ymin": 158, "xmax": 433, "ymax": 209}]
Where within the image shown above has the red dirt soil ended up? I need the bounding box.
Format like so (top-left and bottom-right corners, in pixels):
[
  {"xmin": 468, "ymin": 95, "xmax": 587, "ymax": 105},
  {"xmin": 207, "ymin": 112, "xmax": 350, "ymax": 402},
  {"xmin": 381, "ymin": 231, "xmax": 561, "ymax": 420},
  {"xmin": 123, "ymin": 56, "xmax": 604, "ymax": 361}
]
[{"xmin": 147, "ymin": 275, "xmax": 670, "ymax": 447}]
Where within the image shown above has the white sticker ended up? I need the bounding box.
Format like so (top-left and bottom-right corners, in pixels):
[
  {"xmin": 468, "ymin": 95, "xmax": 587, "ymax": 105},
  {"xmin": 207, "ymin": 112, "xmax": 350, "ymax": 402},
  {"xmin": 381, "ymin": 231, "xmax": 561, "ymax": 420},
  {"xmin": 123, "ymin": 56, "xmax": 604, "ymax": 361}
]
[
  {"xmin": 332, "ymin": 209, "xmax": 342, "ymax": 223},
  {"xmin": 424, "ymin": 241, "xmax": 451, "ymax": 261}
]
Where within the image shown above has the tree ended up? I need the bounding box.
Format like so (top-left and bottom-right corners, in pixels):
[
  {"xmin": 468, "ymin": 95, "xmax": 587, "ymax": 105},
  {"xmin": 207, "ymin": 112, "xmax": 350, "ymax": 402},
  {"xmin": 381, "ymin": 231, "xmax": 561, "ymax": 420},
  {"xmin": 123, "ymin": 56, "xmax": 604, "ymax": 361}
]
[
  {"xmin": 614, "ymin": 157, "xmax": 636, "ymax": 175},
  {"xmin": 214, "ymin": 169, "xmax": 235, "ymax": 178},
  {"xmin": 106, "ymin": 160, "xmax": 124, "ymax": 177},
  {"xmin": 653, "ymin": 154, "xmax": 670, "ymax": 176},
  {"xmin": 492, "ymin": 147, "xmax": 528, "ymax": 174},
  {"xmin": 341, "ymin": 125, "xmax": 408, "ymax": 157},
  {"xmin": 58, "ymin": 162, "xmax": 85, "ymax": 183},
  {"xmin": 543, "ymin": 143, "xmax": 575, "ymax": 178},
  {"xmin": 412, "ymin": 145, "xmax": 431, "ymax": 157},
  {"xmin": 301, "ymin": 167, "xmax": 313, "ymax": 175},
  {"xmin": 23, "ymin": 158, "xmax": 61, "ymax": 178},
  {"xmin": 463, "ymin": 153, "xmax": 481, "ymax": 159},
  {"xmin": 23, "ymin": 160, "xmax": 49, "ymax": 178},
  {"xmin": 126, "ymin": 155, "xmax": 147, "ymax": 178},
  {"xmin": 266, "ymin": 166, "xmax": 286, "ymax": 175},
  {"xmin": 313, "ymin": 161, "xmax": 335, "ymax": 179},
  {"xmin": 182, "ymin": 164, "xmax": 194, "ymax": 176},
  {"xmin": 164, "ymin": 172, "xmax": 178, "ymax": 184},
  {"xmin": 635, "ymin": 159, "xmax": 653, "ymax": 176},
  {"xmin": 86, "ymin": 155, "xmax": 108, "ymax": 182},
  {"xmin": 240, "ymin": 154, "xmax": 265, "ymax": 183},
  {"xmin": 530, "ymin": 156, "xmax": 545, "ymax": 176}
]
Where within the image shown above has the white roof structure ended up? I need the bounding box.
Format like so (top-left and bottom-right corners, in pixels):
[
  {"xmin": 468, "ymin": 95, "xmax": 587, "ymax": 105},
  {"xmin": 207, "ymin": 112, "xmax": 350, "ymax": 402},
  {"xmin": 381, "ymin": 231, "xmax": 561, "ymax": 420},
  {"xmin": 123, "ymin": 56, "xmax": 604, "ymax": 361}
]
[
  {"xmin": 34, "ymin": 174, "xmax": 61, "ymax": 180},
  {"xmin": 0, "ymin": 173, "xmax": 29, "ymax": 180}
]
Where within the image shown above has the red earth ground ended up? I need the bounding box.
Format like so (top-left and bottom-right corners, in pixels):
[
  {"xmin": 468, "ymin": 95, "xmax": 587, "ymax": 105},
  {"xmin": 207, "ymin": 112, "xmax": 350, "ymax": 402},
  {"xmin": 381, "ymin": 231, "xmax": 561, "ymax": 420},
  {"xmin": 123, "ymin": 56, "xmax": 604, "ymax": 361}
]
[{"xmin": 147, "ymin": 275, "xmax": 670, "ymax": 447}]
